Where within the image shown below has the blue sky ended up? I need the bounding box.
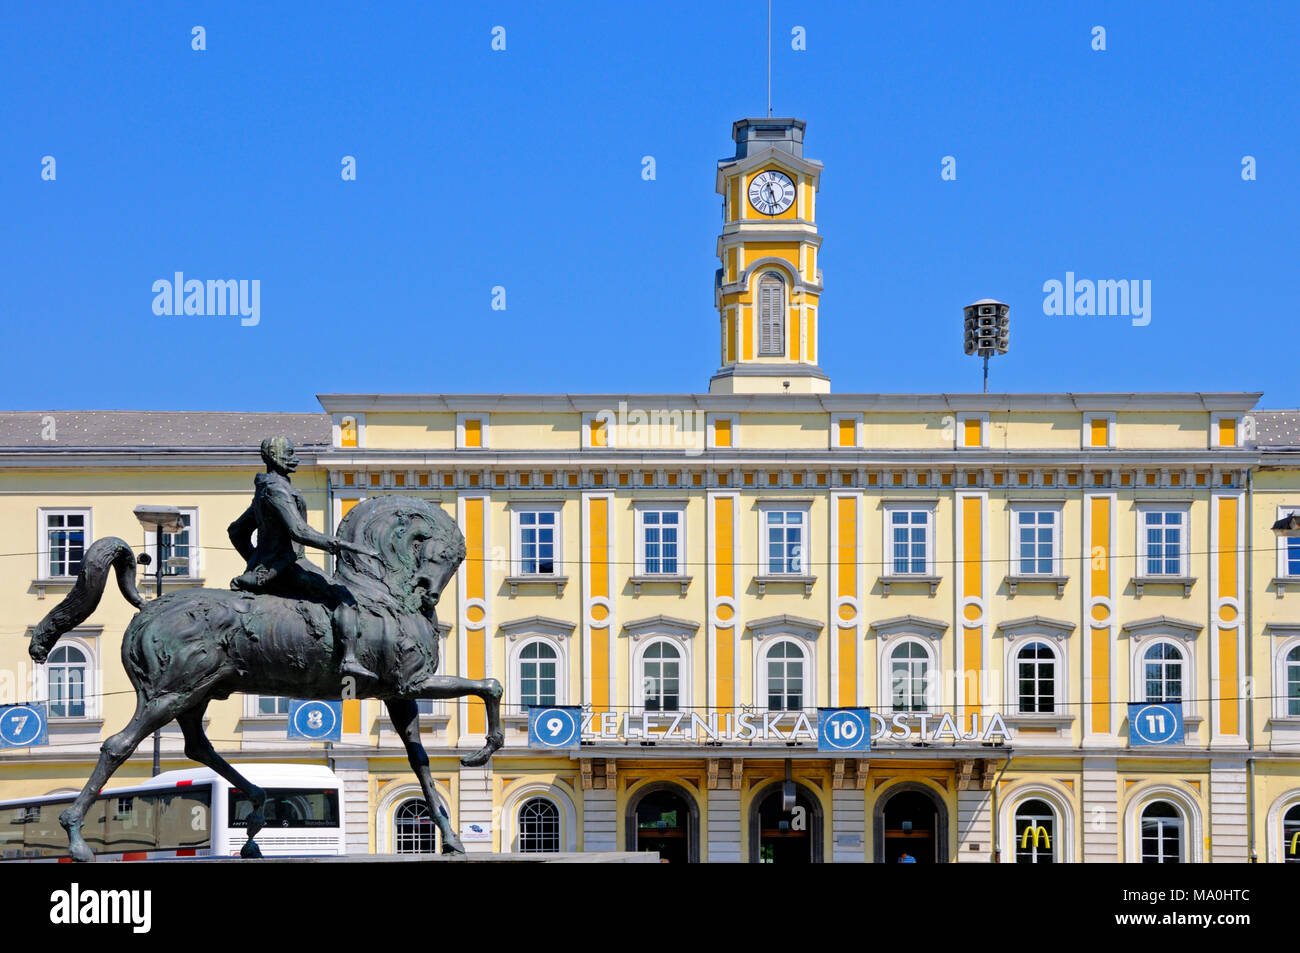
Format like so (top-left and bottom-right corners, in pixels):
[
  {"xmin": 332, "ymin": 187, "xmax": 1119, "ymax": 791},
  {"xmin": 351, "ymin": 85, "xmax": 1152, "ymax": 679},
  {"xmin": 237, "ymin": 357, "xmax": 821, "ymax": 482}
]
[{"xmin": 2, "ymin": 1, "xmax": 1297, "ymax": 411}]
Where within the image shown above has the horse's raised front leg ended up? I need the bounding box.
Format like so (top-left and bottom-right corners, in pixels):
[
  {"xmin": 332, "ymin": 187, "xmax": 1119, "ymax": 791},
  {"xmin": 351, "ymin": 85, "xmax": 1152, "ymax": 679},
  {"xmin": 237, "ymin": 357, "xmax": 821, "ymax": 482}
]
[
  {"xmin": 177, "ymin": 701, "xmax": 268, "ymax": 858},
  {"xmin": 386, "ymin": 698, "xmax": 464, "ymax": 854},
  {"xmin": 60, "ymin": 691, "xmax": 189, "ymax": 862},
  {"xmin": 410, "ymin": 675, "xmax": 504, "ymax": 767}
]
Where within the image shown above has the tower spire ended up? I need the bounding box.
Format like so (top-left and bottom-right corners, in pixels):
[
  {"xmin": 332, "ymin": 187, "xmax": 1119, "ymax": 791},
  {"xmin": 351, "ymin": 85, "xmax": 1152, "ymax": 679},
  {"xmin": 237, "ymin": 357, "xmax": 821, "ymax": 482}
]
[{"xmin": 767, "ymin": 0, "xmax": 772, "ymax": 117}]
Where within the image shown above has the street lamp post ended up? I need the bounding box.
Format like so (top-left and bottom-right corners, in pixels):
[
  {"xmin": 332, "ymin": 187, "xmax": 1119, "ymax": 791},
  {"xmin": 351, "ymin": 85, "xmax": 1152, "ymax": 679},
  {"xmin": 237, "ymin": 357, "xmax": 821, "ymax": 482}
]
[{"xmin": 132, "ymin": 505, "xmax": 186, "ymax": 777}]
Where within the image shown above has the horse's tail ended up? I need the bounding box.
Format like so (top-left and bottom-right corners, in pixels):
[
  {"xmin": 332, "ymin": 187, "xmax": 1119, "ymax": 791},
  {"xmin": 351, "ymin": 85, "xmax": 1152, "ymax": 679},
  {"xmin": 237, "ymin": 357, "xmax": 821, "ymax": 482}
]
[{"xmin": 29, "ymin": 537, "xmax": 145, "ymax": 663}]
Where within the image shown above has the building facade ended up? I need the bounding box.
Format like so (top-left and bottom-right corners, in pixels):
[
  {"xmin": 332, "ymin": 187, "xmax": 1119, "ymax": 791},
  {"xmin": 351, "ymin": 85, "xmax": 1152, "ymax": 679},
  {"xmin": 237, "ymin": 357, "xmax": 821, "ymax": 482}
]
[{"xmin": 3, "ymin": 118, "xmax": 1300, "ymax": 863}]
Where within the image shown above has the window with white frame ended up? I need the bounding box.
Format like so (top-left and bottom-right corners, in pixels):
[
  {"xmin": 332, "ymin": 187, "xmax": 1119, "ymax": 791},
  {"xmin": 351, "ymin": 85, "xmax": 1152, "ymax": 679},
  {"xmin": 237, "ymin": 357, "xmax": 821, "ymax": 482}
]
[
  {"xmin": 1013, "ymin": 508, "xmax": 1058, "ymax": 575},
  {"xmin": 1014, "ymin": 799, "xmax": 1057, "ymax": 863},
  {"xmin": 762, "ymin": 508, "xmax": 807, "ymax": 575},
  {"xmin": 40, "ymin": 509, "xmax": 90, "ymax": 579},
  {"xmin": 257, "ymin": 696, "xmax": 290, "ymax": 717},
  {"xmin": 1140, "ymin": 508, "xmax": 1187, "ymax": 576},
  {"xmin": 517, "ymin": 797, "xmax": 561, "ymax": 853},
  {"xmin": 519, "ymin": 640, "xmax": 559, "ymax": 708},
  {"xmin": 763, "ymin": 640, "xmax": 806, "ymax": 711},
  {"xmin": 1016, "ymin": 642, "xmax": 1056, "ymax": 713},
  {"xmin": 1142, "ymin": 642, "xmax": 1184, "ymax": 703},
  {"xmin": 641, "ymin": 641, "xmax": 681, "ymax": 712},
  {"xmin": 146, "ymin": 508, "xmax": 198, "ymax": 577},
  {"xmin": 1286, "ymin": 644, "xmax": 1300, "ymax": 717},
  {"xmin": 757, "ymin": 272, "xmax": 785, "ymax": 356},
  {"xmin": 636, "ymin": 506, "xmax": 684, "ymax": 575},
  {"xmin": 47, "ymin": 645, "xmax": 88, "ymax": 718},
  {"xmin": 1139, "ymin": 801, "xmax": 1184, "ymax": 863},
  {"xmin": 889, "ymin": 641, "xmax": 930, "ymax": 711},
  {"xmin": 1284, "ymin": 804, "xmax": 1300, "ymax": 864},
  {"xmin": 513, "ymin": 507, "xmax": 560, "ymax": 576},
  {"xmin": 885, "ymin": 505, "xmax": 933, "ymax": 575},
  {"xmin": 1287, "ymin": 537, "xmax": 1300, "ymax": 577},
  {"xmin": 394, "ymin": 799, "xmax": 438, "ymax": 853}
]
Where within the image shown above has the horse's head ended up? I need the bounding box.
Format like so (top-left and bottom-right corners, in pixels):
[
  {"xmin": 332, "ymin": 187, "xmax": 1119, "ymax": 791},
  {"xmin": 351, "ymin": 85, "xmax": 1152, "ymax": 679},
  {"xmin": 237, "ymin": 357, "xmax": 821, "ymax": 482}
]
[{"xmin": 334, "ymin": 496, "xmax": 466, "ymax": 616}]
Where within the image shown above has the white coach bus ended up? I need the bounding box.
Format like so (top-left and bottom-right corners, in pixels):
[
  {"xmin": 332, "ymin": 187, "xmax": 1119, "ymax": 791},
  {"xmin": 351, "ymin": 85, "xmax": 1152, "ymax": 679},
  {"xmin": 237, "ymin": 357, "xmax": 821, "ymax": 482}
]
[{"xmin": 0, "ymin": 763, "xmax": 345, "ymax": 861}]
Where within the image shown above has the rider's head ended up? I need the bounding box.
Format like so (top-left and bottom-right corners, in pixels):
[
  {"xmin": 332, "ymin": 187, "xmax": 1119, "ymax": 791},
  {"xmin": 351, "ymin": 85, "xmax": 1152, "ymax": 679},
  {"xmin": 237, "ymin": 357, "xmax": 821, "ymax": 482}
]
[{"xmin": 260, "ymin": 436, "xmax": 299, "ymax": 475}]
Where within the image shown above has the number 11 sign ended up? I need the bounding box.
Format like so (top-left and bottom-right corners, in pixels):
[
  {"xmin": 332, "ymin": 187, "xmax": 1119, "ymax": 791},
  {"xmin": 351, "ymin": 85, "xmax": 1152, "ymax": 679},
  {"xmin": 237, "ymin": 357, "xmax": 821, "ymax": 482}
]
[{"xmin": 1128, "ymin": 702, "xmax": 1184, "ymax": 746}]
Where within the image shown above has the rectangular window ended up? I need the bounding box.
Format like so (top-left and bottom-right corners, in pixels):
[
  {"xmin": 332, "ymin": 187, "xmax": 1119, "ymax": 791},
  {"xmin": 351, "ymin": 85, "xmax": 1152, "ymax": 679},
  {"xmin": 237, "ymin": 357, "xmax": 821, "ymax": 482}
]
[
  {"xmin": 1287, "ymin": 537, "xmax": 1300, "ymax": 577},
  {"xmin": 147, "ymin": 509, "xmax": 198, "ymax": 577},
  {"xmin": 42, "ymin": 509, "xmax": 89, "ymax": 578},
  {"xmin": 639, "ymin": 508, "xmax": 682, "ymax": 575},
  {"xmin": 763, "ymin": 510, "xmax": 806, "ymax": 574},
  {"xmin": 258, "ymin": 696, "xmax": 290, "ymax": 716},
  {"xmin": 1015, "ymin": 510, "xmax": 1057, "ymax": 575},
  {"xmin": 1143, "ymin": 510, "xmax": 1185, "ymax": 576},
  {"xmin": 889, "ymin": 509, "xmax": 931, "ymax": 575},
  {"xmin": 518, "ymin": 511, "xmax": 557, "ymax": 575}
]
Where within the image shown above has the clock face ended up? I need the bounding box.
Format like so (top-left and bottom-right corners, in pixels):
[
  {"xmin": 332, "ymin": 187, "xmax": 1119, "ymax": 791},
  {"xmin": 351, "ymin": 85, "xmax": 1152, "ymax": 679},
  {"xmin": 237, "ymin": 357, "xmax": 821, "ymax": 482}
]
[{"xmin": 748, "ymin": 170, "xmax": 796, "ymax": 215}]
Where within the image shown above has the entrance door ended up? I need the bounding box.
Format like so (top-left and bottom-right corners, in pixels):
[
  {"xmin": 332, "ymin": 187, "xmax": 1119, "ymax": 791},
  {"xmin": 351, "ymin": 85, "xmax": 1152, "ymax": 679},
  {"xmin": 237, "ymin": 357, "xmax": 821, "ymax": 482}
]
[
  {"xmin": 755, "ymin": 788, "xmax": 815, "ymax": 863},
  {"xmin": 633, "ymin": 789, "xmax": 690, "ymax": 863},
  {"xmin": 882, "ymin": 790, "xmax": 939, "ymax": 863}
]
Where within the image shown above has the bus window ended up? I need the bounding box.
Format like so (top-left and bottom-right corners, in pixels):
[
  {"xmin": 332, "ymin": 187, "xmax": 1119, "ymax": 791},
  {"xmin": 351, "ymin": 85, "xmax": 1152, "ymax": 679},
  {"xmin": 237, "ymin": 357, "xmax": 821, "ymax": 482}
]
[
  {"xmin": 105, "ymin": 794, "xmax": 157, "ymax": 853},
  {"xmin": 229, "ymin": 788, "xmax": 340, "ymax": 828},
  {"xmin": 0, "ymin": 806, "xmax": 25, "ymax": 859},
  {"xmin": 23, "ymin": 800, "xmax": 104, "ymax": 857},
  {"xmin": 157, "ymin": 786, "xmax": 212, "ymax": 851}
]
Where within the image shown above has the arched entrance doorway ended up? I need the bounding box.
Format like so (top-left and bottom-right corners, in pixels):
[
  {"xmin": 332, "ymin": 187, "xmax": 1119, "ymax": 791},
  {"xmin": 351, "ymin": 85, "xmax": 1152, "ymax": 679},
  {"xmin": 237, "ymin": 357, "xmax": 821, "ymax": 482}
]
[
  {"xmin": 749, "ymin": 781, "xmax": 823, "ymax": 863},
  {"xmin": 625, "ymin": 783, "xmax": 699, "ymax": 863},
  {"xmin": 874, "ymin": 784, "xmax": 948, "ymax": 863}
]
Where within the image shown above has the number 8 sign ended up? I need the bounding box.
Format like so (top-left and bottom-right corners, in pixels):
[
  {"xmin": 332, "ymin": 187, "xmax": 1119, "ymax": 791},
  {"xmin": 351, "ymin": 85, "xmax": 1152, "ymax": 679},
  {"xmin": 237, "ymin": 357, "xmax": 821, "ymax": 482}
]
[
  {"xmin": 1128, "ymin": 702, "xmax": 1184, "ymax": 746},
  {"xmin": 288, "ymin": 700, "xmax": 342, "ymax": 741},
  {"xmin": 528, "ymin": 706, "xmax": 582, "ymax": 749},
  {"xmin": 817, "ymin": 708, "xmax": 872, "ymax": 752}
]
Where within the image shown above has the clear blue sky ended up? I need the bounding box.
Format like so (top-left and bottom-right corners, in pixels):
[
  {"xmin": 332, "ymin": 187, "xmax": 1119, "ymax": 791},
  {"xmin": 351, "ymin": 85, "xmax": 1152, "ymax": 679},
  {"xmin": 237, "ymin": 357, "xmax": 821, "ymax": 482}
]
[{"xmin": 2, "ymin": 1, "xmax": 1296, "ymax": 411}]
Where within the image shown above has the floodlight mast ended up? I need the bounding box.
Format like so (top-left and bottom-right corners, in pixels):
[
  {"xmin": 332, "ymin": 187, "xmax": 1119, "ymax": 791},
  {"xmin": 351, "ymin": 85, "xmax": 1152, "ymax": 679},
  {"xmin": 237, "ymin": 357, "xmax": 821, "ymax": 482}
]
[{"xmin": 963, "ymin": 299, "xmax": 1010, "ymax": 393}]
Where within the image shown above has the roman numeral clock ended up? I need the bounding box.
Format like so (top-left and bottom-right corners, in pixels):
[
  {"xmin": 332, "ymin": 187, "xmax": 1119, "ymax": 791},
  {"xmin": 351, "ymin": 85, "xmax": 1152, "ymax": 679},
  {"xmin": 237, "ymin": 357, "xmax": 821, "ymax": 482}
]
[{"xmin": 747, "ymin": 169, "xmax": 796, "ymax": 215}]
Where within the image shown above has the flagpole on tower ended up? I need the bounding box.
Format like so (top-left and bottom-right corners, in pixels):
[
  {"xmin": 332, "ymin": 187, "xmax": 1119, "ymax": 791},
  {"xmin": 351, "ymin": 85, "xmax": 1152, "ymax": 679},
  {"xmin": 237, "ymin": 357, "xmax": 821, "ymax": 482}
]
[{"xmin": 767, "ymin": 0, "xmax": 773, "ymax": 116}]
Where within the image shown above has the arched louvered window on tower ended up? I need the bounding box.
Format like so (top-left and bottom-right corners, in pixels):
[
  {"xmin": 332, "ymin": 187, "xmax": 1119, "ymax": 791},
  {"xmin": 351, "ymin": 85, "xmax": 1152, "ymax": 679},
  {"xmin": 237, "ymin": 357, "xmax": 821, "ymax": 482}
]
[{"xmin": 757, "ymin": 273, "xmax": 785, "ymax": 356}]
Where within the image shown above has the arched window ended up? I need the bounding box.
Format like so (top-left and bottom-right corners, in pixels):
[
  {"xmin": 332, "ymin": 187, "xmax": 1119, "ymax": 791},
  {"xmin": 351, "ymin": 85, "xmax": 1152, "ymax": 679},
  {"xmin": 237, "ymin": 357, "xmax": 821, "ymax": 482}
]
[
  {"xmin": 393, "ymin": 799, "xmax": 438, "ymax": 854},
  {"xmin": 757, "ymin": 273, "xmax": 785, "ymax": 356},
  {"xmin": 1143, "ymin": 642, "xmax": 1183, "ymax": 703},
  {"xmin": 1013, "ymin": 798, "xmax": 1057, "ymax": 863},
  {"xmin": 765, "ymin": 640, "xmax": 805, "ymax": 711},
  {"xmin": 890, "ymin": 641, "xmax": 930, "ymax": 712},
  {"xmin": 1140, "ymin": 801, "xmax": 1184, "ymax": 863},
  {"xmin": 48, "ymin": 645, "xmax": 87, "ymax": 718},
  {"xmin": 1016, "ymin": 642, "xmax": 1056, "ymax": 713},
  {"xmin": 517, "ymin": 797, "xmax": 561, "ymax": 853},
  {"xmin": 642, "ymin": 641, "xmax": 681, "ymax": 712},
  {"xmin": 519, "ymin": 641, "xmax": 558, "ymax": 708},
  {"xmin": 1284, "ymin": 803, "xmax": 1300, "ymax": 864},
  {"xmin": 1287, "ymin": 645, "xmax": 1300, "ymax": 717}
]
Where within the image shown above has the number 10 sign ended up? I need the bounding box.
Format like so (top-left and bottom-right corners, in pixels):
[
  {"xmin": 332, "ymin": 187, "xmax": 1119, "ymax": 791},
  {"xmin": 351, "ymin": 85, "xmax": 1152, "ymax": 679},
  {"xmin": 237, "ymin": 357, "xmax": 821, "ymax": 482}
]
[{"xmin": 1128, "ymin": 702, "xmax": 1184, "ymax": 746}]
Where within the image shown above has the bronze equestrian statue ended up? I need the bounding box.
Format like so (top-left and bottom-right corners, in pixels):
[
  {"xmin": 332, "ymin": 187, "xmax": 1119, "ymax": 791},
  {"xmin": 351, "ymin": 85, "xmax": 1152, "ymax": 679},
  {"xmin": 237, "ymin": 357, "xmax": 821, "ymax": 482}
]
[{"xmin": 28, "ymin": 438, "xmax": 504, "ymax": 862}]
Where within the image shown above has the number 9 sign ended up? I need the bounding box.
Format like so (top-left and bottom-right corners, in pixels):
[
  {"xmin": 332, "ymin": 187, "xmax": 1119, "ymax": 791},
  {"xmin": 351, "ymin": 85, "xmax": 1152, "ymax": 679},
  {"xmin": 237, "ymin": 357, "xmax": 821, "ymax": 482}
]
[
  {"xmin": 528, "ymin": 706, "xmax": 582, "ymax": 749},
  {"xmin": 1128, "ymin": 702, "xmax": 1184, "ymax": 746},
  {"xmin": 817, "ymin": 708, "xmax": 872, "ymax": 752},
  {"xmin": 0, "ymin": 703, "xmax": 48, "ymax": 748}
]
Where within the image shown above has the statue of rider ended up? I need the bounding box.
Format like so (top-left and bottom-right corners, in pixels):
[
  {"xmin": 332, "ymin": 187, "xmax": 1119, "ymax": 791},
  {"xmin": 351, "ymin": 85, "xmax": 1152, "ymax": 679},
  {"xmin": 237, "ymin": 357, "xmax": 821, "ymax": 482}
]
[{"xmin": 228, "ymin": 436, "xmax": 378, "ymax": 682}]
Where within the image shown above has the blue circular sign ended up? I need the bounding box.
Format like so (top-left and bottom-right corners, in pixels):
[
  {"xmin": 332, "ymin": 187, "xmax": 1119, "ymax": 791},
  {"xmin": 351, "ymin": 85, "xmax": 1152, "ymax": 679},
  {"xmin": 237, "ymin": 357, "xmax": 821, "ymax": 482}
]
[
  {"xmin": 819, "ymin": 709, "xmax": 869, "ymax": 751},
  {"xmin": 0, "ymin": 705, "xmax": 45, "ymax": 747},
  {"xmin": 291, "ymin": 701, "xmax": 339, "ymax": 740},
  {"xmin": 531, "ymin": 707, "xmax": 579, "ymax": 748},
  {"xmin": 1132, "ymin": 704, "xmax": 1180, "ymax": 744}
]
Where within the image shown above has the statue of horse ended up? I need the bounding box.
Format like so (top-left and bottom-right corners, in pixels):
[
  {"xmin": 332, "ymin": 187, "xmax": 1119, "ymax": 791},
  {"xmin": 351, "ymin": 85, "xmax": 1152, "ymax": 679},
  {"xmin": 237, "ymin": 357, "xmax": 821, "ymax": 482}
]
[{"xmin": 27, "ymin": 495, "xmax": 503, "ymax": 862}]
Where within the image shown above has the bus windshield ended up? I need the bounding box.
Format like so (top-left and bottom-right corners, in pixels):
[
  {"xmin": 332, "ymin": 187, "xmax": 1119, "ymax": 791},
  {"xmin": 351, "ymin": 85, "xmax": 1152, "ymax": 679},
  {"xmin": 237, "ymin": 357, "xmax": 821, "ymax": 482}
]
[{"xmin": 228, "ymin": 788, "xmax": 340, "ymax": 829}]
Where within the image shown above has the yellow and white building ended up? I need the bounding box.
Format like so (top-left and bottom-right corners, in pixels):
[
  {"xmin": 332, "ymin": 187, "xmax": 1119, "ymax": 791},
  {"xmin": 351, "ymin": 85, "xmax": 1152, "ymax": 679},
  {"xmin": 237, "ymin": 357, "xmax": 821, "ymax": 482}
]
[{"xmin": 3, "ymin": 117, "xmax": 1300, "ymax": 863}]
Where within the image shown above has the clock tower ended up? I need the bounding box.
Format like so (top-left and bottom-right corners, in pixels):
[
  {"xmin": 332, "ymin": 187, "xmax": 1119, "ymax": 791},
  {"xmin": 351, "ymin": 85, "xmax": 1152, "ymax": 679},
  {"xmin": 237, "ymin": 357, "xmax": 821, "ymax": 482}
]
[{"xmin": 710, "ymin": 117, "xmax": 828, "ymax": 394}]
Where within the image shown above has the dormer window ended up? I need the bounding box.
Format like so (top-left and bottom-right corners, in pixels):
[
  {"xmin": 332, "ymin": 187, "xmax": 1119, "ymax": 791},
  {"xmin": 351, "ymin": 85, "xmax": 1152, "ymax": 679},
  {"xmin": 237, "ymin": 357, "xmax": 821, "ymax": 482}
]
[{"xmin": 757, "ymin": 273, "xmax": 785, "ymax": 356}]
